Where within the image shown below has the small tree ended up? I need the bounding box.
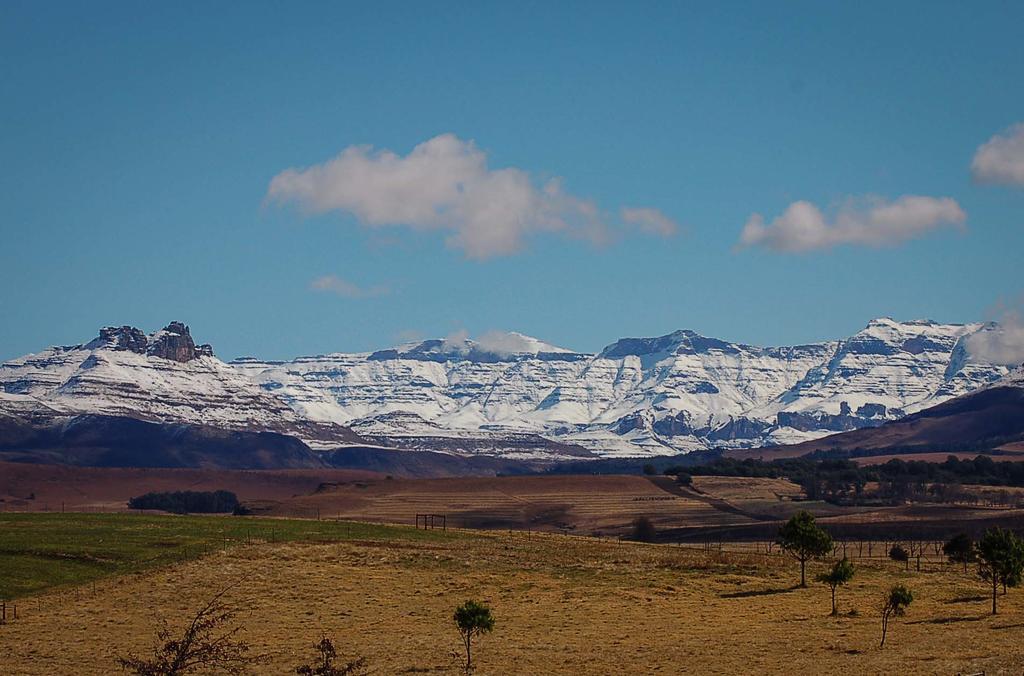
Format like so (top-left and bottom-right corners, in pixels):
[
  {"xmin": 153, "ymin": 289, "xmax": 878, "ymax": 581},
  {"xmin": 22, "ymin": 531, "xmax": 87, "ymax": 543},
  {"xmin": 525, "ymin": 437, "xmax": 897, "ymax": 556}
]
[
  {"xmin": 943, "ymin": 533, "xmax": 976, "ymax": 573},
  {"xmin": 117, "ymin": 585, "xmax": 260, "ymax": 675},
  {"xmin": 976, "ymin": 527, "xmax": 1024, "ymax": 615},
  {"xmin": 777, "ymin": 511, "xmax": 833, "ymax": 587},
  {"xmin": 295, "ymin": 636, "xmax": 367, "ymax": 676},
  {"xmin": 880, "ymin": 584, "xmax": 913, "ymax": 648},
  {"xmin": 642, "ymin": 463, "xmax": 657, "ymax": 476},
  {"xmin": 453, "ymin": 600, "xmax": 494, "ymax": 674},
  {"xmin": 631, "ymin": 516, "xmax": 657, "ymax": 543},
  {"xmin": 889, "ymin": 544, "xmax": 909, "ymax": 570},
  {"xmin": 817, "ymin": 558, "xmax": 855, "ymax": 616}
]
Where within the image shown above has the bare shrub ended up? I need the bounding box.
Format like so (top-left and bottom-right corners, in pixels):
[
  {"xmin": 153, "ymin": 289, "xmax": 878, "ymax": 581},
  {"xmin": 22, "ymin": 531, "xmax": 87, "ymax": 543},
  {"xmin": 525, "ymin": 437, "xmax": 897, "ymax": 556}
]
[
  {"xmin": 117, "ymin": 583, "xmax": 262, "ymax": 675},
  {"xmin": 295, "ymin": 635, "xmax": 367, "ymax": 675}
]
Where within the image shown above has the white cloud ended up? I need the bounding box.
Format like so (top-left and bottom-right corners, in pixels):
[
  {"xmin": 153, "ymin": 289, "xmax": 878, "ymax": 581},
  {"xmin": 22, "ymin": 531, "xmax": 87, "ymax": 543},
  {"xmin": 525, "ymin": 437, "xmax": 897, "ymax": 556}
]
[
  {"xmin": 392, "ymin": 328, "xmax": 424, "ymax": 345},
  {"xmin": 309, "ymin": 275, "xmax": 389, "ymax": 298},
  {"xmin": 966, "ymin": 305, "xmax": 1024, "ymax": 367},
  {"xmin": 737, "ymin": 195, "xmax": 966, "ymax": 253},
  {"xmin": 971, "ymin": 123, "xmax": 1024, "ymax": 187},
  {"xmin": 440, "ymin": 329, "xmax": 471, "ymax": 353},
  {"xmin": 268, "ymin": 134, "xmax": 677, "ymax": 259},
  {"xmin": 620, "ymin": 206, "xmax": 680, "ymax": 237}
]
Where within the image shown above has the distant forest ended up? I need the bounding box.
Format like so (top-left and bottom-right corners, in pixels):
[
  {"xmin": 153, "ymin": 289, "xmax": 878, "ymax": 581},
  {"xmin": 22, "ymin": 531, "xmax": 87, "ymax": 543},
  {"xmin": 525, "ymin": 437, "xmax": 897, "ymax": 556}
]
[
  {"xmin": 665, "ymin": 456, "xmax": 1024, "ymax": 505},
  {"xmin": 128, "ymin": 490, "xmax": 240, "ymax": 514}
]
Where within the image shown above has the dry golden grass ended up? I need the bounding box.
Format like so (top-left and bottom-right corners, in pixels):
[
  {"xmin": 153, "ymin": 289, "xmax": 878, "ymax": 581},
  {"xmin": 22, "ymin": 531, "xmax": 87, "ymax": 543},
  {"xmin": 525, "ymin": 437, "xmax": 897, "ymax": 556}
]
[
  {"xmin": 691, "ymin": 475, "xmax": 804, "ymax": 503},
  {"xmin": 2, "ymin": 528, "xmax": 1024, "ymax": 674},
  {"xmin": 264, "ymin": 475, "xmax": 750, "ymax": 535}
]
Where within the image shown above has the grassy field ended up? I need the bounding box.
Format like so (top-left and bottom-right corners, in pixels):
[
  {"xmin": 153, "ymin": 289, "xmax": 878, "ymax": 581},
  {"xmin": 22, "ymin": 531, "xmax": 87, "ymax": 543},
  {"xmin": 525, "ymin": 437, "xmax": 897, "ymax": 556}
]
[
  {"xmin": 2, "ymin": 514, "xmax": 1024, "ymax": 673},
  {"xmin": 0, "ymin": 512, "xmax": 460, "ymax": 599},
  {"xmin": 257, "ymin": 474, "xmax": 753, "ymax": 535}
]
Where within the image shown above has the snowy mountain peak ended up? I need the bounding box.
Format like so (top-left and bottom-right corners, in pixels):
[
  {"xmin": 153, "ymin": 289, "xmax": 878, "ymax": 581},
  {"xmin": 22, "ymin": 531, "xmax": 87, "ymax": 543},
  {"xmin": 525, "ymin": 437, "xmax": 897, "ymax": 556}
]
[
  {"xmin": 369, "ymin": 331, "xmax": 582, "ymax": 364},
  {"xmin": 1, "ymin": 318, "xmax": 1014, "ymax": 459},
  {"xmin": 599, "ymin": 329, "xmax": 704, "ymax": 359},
  {"xmin": 82, "ymin": 321, "xmax": 213, "ymax": 363}
]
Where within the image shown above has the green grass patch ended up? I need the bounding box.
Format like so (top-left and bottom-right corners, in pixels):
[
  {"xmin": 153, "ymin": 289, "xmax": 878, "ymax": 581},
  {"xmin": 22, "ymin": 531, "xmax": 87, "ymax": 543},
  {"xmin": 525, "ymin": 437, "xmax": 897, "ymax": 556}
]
[{"xmin": 0, "ymin": 512, "xmax": 466, "ymax": 599}]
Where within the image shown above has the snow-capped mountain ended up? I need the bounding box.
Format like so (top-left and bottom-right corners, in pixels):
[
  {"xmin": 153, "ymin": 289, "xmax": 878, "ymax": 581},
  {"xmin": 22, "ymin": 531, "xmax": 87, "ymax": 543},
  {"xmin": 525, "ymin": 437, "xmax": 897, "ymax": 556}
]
[
  {"xmin": 0, "ymin": 319, "xmax": 1010, "ymax": 459},
  {"xmin": 0, "ymin": 322, "xmax": 359, "ymax": 448},
  {"xmin": 232, "ymin": 318, "xmax": 1008, "ymax": 457}
]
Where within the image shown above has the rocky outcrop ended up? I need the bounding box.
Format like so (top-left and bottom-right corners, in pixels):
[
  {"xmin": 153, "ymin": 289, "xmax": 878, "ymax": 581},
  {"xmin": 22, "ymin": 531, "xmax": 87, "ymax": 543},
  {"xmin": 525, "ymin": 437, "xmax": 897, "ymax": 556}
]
[
  {"xmin": 855, "ymin": 403, "xmax": 887, "ymax": 418},
  {"xmin": 96, "ymin": 326, "xmax": 148, "ymax": 353},
  {"xmin": 776, "ymin": 409, "xmax": 883, "ymax": 433},
  {"xmin": 89, "ymin": 322, "xmax": 210, "ymax": 363},
  {"xmin": 707, "ymin": 416, "xmax": 773, "ymax": 441},
  {"xmin": 147, "ymin": 322, "xmax": 198, "ymax": 362},
  {"xmin": 0, "ymin": 322, "xmax": 363, "ymax": 450}
]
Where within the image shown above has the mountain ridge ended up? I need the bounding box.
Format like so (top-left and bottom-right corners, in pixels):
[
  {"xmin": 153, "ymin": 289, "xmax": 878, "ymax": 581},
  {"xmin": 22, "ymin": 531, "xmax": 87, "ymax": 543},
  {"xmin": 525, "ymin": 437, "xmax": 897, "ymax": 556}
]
[{"xmin": 1, "ymin": 318, "xmax": 1010, "ymax": 459}]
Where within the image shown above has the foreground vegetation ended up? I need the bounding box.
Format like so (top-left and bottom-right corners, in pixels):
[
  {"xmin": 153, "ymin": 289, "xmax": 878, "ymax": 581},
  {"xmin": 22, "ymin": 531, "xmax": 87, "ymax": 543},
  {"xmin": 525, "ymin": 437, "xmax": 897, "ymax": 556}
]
[
  {"xmin": 2, "ymin": 513, "xmax": 1024, "ymax": 673},
  {"xmin": 0, "ymin": 512, "xmax": 460, "ymax": 599}
]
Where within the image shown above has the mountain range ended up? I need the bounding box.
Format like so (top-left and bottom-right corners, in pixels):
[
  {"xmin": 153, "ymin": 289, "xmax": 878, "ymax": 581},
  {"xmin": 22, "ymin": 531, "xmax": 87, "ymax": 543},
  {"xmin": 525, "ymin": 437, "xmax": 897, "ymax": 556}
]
[{"xmin": 0, "ymin": 318, "xmax": 1014, "ymax": 461}]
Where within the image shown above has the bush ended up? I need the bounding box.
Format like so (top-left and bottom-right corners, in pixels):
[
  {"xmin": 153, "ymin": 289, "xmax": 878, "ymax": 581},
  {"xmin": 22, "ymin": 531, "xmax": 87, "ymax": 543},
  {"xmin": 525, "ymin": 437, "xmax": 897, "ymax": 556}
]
[
  {"xmin": 631, "ymin": 516, "xmax": 657, "ymax": 543},
  {"xmin": 888, "ymin": 544, "xmax": 910, "ymax": 570},
  {"xmin": 117, "ymin": 583, "xmax": 261, "ymax": 674},
  {"xmin": 295, "ymin": 636, "xmax": 367, "ymax": 676}
]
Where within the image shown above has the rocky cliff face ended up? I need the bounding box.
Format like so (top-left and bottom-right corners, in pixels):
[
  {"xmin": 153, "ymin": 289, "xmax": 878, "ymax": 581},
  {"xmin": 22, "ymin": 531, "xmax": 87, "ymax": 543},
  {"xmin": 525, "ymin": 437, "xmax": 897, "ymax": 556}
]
[
  {"xmin": 0, "ymin": 318, "xmax": 1010, "ymax": 459},
  {"xmin": 89, "ymin": 322, "xmax": 213, "ymax": 362},
  {"xmin": 234, "ymin": 319, "xmax": 1008, "ymax": 457},
  {"xmin": 147, "ymin": 321, "xmax": 199, "ymax": 362}
]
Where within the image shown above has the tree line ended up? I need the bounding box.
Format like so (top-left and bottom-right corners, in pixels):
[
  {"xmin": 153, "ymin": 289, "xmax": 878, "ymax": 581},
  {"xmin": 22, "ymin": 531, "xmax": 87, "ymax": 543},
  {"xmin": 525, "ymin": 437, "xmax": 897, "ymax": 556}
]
[
  {"xmin": 127, "ymin": 490, "xmax": 241, "ymax": 515},
  {"xmin": 664, "ymin": 455, "xmax": 1024, "ymax": 504}
]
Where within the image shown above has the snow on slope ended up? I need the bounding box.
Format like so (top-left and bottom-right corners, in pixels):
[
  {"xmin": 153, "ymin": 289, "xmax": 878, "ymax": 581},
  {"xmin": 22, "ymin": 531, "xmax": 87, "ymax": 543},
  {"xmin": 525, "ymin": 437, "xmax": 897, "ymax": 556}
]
[
  {"xmin": 0, "ymin": 319, "xmax": 1011, "ymax": 459},
  {"xmin": 234, "ymin": 320, "xmax": 1008, "ymax": 456},
  {"xmin": 0, "ymin": 323, "xmax": 352, "ymax": 446}
]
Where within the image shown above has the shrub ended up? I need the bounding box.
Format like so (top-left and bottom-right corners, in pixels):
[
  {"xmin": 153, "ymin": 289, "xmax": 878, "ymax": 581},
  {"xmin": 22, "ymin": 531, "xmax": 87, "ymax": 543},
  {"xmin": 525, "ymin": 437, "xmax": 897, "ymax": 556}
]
[
  {"xmin": 116, "ymin": 584, "xmax": 261, "ymax": 674},
  {"xmin": 631, "ymin": 516, "xmax": 657, "ymax": 543},
  {"xmin": 888, "ymin": 544, "xmax": 909, "ymax": 570},
  {"xmin": 295, "ymin": 635, "xmax": 367, "ymax": 676}
]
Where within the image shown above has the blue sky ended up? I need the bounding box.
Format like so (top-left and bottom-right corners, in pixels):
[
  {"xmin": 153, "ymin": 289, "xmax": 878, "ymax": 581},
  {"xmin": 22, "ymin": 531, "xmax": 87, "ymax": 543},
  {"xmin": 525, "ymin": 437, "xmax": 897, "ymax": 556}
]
[{"xmin": 2, "ymin": 1, "xmax": 1023, "ymax": 361}]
